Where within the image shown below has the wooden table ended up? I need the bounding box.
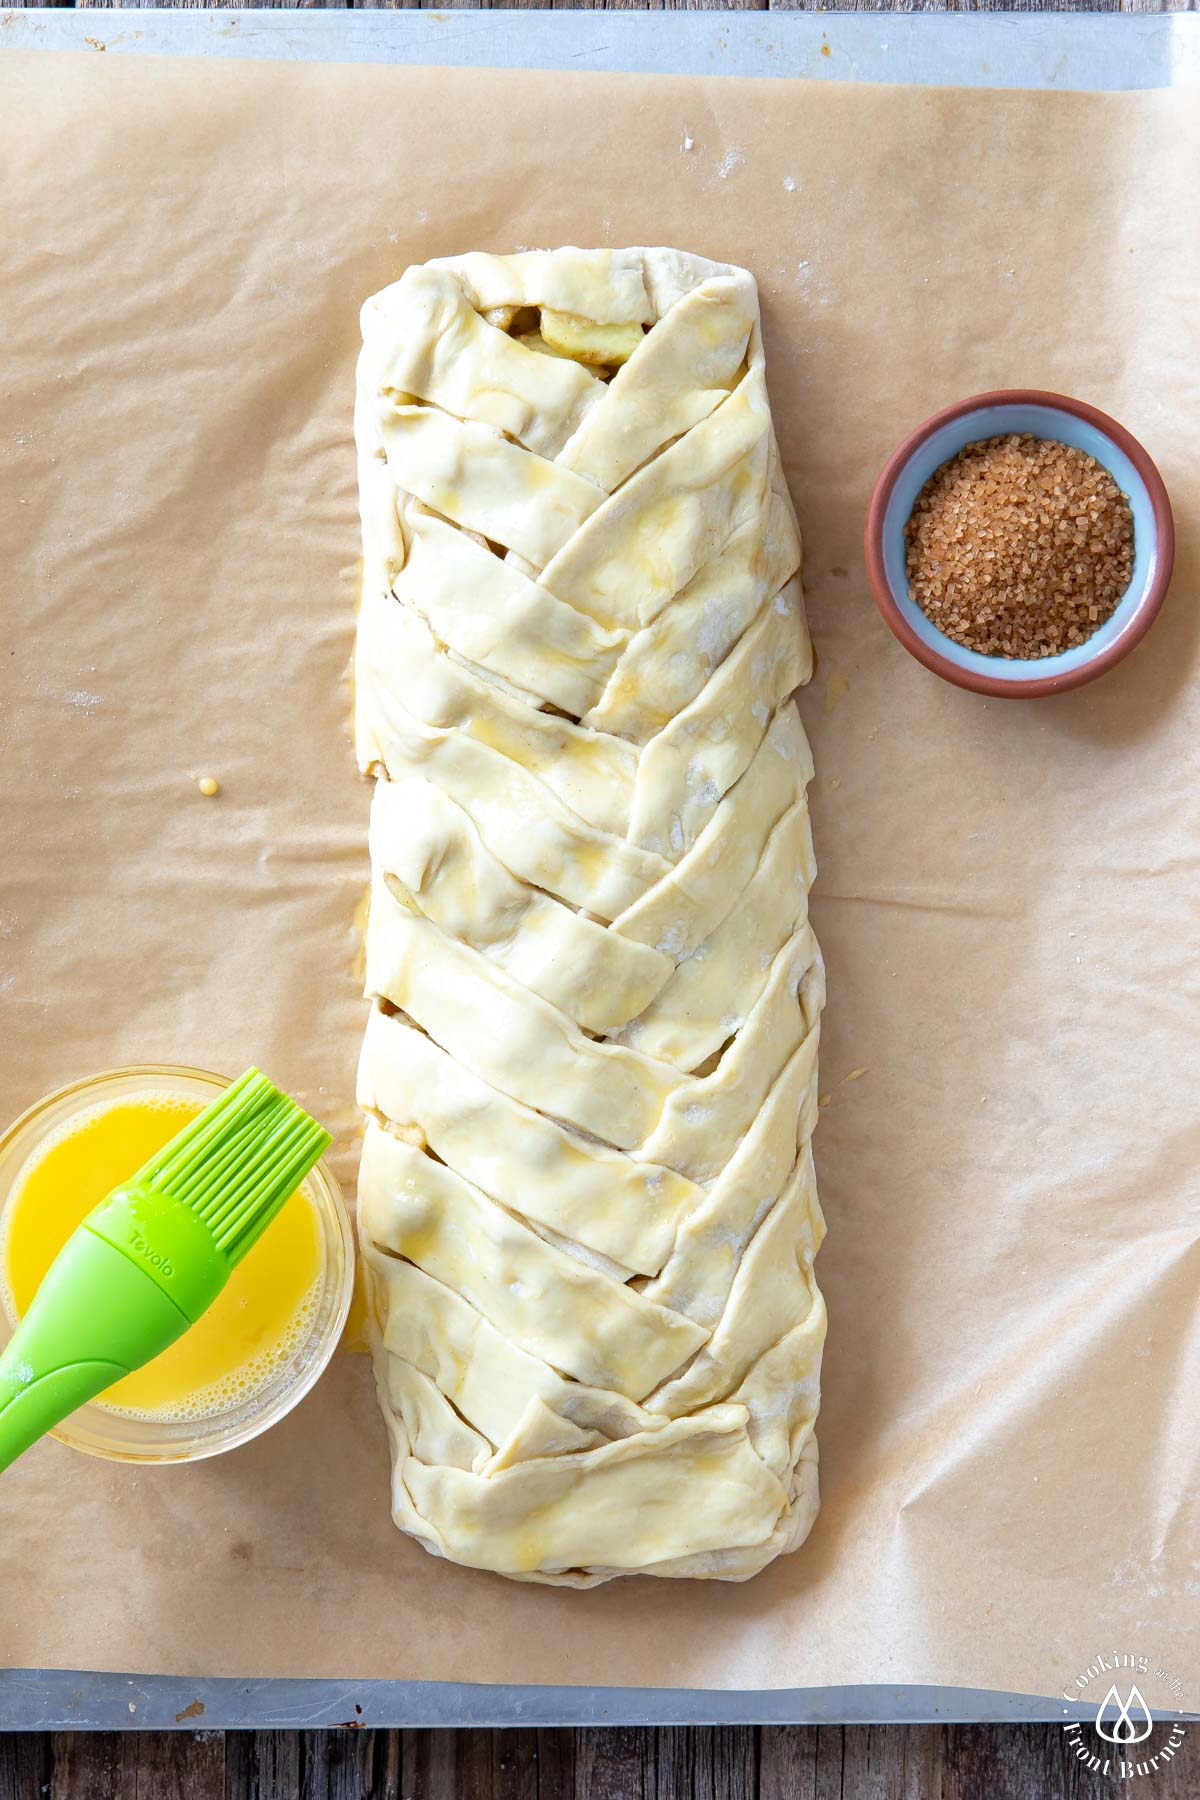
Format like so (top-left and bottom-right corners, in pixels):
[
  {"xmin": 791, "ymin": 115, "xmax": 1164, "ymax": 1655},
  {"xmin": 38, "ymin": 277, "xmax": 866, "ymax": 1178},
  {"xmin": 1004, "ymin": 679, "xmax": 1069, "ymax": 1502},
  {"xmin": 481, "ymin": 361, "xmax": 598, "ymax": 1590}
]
[
  {"xmin": 3, "ymin": 2, "xmax": 1195, "ymax": 1793},
  {"xmin": 3, "ymin": 1714, "xmax": 1199, "ymax": 1797}
]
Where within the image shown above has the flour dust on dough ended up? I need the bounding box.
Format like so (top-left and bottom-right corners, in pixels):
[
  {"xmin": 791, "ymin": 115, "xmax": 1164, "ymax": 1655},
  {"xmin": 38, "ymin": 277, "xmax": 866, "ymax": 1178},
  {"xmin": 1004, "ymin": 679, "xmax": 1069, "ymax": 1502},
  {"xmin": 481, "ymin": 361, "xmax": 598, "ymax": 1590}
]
[{"xmin": 353, "ymin": 246, "xmax": 826, "ymax": 1584}]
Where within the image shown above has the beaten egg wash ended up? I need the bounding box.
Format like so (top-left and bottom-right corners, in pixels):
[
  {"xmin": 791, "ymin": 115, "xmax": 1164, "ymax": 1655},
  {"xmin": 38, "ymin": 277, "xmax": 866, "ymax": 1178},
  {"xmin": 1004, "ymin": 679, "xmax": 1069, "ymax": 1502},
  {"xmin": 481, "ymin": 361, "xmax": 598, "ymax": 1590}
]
[{"xmin": 1, "ymin": 1094, "xmax": 323, "ymax": 1421}]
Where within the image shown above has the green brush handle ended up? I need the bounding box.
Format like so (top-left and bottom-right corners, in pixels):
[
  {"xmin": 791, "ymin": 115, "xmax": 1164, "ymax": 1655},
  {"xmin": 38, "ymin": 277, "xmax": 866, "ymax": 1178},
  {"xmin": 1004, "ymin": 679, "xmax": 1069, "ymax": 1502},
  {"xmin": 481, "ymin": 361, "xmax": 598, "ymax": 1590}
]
[{"xmin": 0, "ymin": 1182, "xmax": 230, "ymax": 1475}]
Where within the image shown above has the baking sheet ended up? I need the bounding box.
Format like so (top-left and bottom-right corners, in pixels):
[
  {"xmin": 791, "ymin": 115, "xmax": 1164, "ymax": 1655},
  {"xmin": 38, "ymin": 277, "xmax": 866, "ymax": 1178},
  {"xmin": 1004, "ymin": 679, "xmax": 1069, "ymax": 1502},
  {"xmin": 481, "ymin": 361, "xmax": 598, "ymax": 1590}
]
[
  {"xmin": 0, "ymin": 50, "xmax": 1197, "ymax": 1703},
  {"xmin": 0, "ymin": 1671, "xmax": 1144, "ymax": 1733},
  {"xmin": 3, "ymin": 9, "xmax": 1198, "ymax": 91}
]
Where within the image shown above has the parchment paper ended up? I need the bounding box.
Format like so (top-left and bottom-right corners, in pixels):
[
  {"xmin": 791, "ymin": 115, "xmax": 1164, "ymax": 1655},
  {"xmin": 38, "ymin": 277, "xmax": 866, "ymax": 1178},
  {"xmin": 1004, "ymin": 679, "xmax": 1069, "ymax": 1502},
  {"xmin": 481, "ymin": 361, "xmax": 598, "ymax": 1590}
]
[{"xmin": 1, "ymin": 50, "xmax": 1197, "ymax": 1699}]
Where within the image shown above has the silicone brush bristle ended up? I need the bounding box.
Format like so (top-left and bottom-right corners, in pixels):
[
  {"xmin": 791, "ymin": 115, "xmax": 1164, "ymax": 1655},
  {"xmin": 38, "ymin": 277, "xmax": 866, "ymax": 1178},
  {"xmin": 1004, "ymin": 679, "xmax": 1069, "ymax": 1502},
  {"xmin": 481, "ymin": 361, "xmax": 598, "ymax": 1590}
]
[{"xmin": 133, "ymin": 1069, "xmax": 331, "ymax": 1264}]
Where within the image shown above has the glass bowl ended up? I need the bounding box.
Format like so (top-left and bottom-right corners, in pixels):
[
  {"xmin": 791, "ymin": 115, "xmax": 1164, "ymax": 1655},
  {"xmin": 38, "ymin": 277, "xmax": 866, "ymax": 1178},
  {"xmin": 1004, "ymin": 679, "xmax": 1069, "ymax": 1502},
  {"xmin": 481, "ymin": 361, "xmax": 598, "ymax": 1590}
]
[{"xmin": 0, "ymin": 1064, "xmax": 353, "ymax": 1464}]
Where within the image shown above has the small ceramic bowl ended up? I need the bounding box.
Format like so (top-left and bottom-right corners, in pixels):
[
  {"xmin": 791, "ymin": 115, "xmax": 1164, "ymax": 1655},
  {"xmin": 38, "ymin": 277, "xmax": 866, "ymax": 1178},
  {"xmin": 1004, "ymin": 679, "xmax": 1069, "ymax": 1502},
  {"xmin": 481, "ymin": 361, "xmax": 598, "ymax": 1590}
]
[{"xmin": 864, "ymin": 390, "xmax": 1175, "ymax": 697}]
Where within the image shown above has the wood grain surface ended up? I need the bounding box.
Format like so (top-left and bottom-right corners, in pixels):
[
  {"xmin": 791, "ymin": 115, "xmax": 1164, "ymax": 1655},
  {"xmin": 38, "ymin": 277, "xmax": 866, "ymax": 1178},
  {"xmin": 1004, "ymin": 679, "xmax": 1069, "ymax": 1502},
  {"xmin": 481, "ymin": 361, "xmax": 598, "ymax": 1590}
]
[
  {"xmin": 3, "ymin": 1722, "xmax": 1200, "ymax": 1797},
  {"xmin": 3, "ymin": 0, "xmax": 1195, "ymax": 1794}
]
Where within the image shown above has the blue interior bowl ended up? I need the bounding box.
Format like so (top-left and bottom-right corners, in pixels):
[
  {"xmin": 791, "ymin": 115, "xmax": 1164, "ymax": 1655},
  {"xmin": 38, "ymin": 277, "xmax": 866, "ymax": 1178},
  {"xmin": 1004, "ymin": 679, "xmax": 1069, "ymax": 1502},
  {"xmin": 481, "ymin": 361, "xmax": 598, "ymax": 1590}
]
[{"xmin": 868, "ymin": 392, "xmax": 1174, "ymax": 696}]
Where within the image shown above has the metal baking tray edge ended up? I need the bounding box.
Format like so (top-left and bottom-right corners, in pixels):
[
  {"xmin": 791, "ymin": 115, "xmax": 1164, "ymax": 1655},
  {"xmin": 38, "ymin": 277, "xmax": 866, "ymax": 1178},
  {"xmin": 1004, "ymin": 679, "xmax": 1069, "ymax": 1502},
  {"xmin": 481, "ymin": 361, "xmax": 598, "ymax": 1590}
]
[{"xmin": 7, "ymin": 1671, "xmax": 1197, "ymax": 1731}]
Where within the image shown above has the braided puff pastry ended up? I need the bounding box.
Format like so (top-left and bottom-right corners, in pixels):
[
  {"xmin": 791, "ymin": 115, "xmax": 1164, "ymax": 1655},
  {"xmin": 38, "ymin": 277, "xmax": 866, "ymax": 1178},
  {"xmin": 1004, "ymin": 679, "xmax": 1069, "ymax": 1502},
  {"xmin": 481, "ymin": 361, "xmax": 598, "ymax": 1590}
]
[{"xmin": 354, "ymin": 248, "xmax": 826, "ymax": 1584}]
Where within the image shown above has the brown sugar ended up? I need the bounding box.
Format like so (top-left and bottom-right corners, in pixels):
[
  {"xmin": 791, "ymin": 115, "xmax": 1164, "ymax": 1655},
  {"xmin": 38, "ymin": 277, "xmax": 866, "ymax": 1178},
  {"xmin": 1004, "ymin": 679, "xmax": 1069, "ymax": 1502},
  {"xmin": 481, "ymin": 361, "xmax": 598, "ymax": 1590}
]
[{"xmin": 904, "ymin": 433, "xmax": 1134, "ymax": 659}]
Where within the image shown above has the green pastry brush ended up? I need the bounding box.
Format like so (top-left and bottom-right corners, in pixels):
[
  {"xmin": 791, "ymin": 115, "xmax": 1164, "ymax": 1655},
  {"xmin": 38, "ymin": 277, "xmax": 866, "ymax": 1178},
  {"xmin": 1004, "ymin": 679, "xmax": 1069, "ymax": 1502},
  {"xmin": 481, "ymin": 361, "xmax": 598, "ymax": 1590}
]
[{"xmin": 0, "ymin": 1069, "xmax": 330, "ymax": 1474}]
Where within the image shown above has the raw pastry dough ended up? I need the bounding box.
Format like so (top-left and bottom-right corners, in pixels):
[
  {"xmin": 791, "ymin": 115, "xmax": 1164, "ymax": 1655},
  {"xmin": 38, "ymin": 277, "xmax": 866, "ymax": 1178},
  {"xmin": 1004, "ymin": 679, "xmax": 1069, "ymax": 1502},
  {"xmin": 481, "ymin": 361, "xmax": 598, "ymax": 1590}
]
[{"xmin": 354, "ymin": 247, "xmax": 826, "ymax": 1584}]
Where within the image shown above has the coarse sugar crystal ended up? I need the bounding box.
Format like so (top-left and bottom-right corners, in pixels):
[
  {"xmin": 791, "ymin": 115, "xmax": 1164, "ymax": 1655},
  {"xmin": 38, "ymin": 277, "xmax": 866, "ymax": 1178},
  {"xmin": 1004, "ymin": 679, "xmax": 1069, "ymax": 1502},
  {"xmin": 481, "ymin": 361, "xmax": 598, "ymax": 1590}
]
[{"xmin": 904, "ymin": 433, "xmax": 1134, "ymax": 659}]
